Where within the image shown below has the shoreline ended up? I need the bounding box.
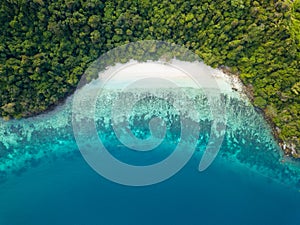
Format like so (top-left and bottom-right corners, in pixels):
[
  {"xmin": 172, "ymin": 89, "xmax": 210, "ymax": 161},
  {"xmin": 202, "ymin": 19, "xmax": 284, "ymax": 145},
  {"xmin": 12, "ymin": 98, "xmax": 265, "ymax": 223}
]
[
  {"xmin": 2, "ymin": 59, "xmax": 299, "ymax": 159},
  {"xmin": 1, "ymin": 60, "xmax": 300, "ymax": 188},
  {"xmin": 97, "ymin": 60, "xmax": 247, "ymax": 98},
  {"xmin": 219, "ymin": 66, "xmax": 300, "ymax": 159}
]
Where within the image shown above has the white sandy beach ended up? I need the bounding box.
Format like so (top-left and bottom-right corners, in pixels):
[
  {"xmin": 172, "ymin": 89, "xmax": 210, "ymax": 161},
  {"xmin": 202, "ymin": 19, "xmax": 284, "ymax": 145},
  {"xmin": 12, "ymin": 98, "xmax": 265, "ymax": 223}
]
[{"xmin": 95, "ymin": 59, "xmax": 245, "ymax": 97}]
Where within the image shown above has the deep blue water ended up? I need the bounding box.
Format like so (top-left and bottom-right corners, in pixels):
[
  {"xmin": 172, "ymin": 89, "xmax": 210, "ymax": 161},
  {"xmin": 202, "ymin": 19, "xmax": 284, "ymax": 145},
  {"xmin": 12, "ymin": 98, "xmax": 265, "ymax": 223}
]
[
  {"xmin": 0, "ymin": 151, "xmax": 300, "ymax": 225},
  {"xmin": 0, "ymin": 88, "xmax": 300, "ymax": 225}
]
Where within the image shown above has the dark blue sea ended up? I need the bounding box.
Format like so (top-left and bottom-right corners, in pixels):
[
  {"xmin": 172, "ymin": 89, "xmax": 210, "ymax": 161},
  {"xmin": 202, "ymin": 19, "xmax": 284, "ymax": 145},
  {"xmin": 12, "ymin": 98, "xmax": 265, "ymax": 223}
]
[{"xmin": 0, "ymin": 150, "xmax": 300, "ymax": 225}]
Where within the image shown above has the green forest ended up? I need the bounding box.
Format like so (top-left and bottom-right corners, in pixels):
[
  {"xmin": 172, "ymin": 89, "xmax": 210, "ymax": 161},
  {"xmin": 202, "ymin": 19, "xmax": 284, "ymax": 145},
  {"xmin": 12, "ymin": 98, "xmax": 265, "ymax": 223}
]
[{"xmin": 0, "ymin": 0, "xmax": 299, "ymax": 156}]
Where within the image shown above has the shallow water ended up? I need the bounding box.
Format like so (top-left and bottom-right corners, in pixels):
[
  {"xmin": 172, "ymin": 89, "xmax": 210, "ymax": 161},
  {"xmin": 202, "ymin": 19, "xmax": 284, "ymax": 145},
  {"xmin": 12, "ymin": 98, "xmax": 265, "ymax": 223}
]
[{"xmin": 0, "ymin": 86, "xmax": 300, "ymax": 225}]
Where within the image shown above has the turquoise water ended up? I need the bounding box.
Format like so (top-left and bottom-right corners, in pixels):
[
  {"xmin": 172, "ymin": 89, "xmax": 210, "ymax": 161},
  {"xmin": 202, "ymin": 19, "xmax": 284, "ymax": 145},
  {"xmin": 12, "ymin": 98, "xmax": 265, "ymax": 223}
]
[{"xmin": 0, "ymin": 88, "xmax": 300, "ymax": 224}]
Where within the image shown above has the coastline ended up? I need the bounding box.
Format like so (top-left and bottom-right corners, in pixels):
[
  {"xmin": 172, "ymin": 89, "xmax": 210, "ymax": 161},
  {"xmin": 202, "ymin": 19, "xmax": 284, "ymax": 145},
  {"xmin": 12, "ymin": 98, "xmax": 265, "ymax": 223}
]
[
  {"xmin": 2, "ymin": 59, "xmax": 299, "ymax": 159},
  {"xmin": 62, "ymin": 58, "xmax": 300, "ymax": 161},
  {"xmin": 97, "ymin": 60, "xmax": 246, "ymax": 96},
  {"xmin": 219, "ymin": 66, "xmax": 300, "ymax": 159},
  {"xmin": 1, "ymin": 60, "xmax": 300, "ymax": 188}
]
